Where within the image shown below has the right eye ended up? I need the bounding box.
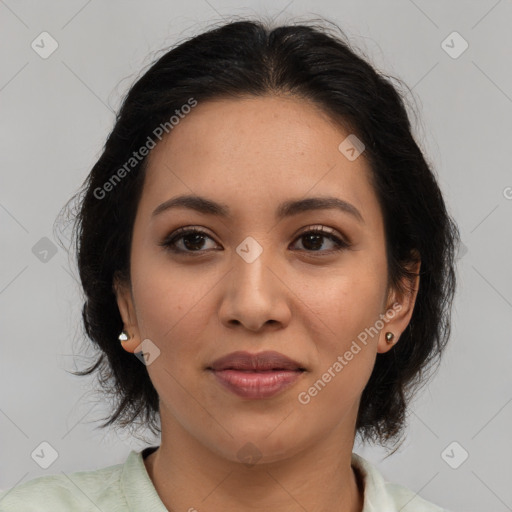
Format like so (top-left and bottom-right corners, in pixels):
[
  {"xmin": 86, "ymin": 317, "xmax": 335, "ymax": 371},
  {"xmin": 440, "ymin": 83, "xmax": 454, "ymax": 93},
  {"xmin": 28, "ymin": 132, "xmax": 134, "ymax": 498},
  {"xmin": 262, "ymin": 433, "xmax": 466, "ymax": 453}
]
[{"xmin": 159, "ymin": 227, "xmax": 219, "ymax": 255}]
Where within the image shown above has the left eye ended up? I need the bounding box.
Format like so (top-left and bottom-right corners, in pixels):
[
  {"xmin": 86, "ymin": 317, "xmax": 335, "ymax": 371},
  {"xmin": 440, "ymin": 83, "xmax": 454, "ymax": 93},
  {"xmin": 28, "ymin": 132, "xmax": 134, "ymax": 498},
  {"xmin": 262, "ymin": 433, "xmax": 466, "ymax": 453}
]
[
  {"xmin": 292, "ymin": 227, "xmax": 350, "ymax": 252},
  {"xmin": 160, "ymin": 226, "xmax": 350, "ymax": 255}
]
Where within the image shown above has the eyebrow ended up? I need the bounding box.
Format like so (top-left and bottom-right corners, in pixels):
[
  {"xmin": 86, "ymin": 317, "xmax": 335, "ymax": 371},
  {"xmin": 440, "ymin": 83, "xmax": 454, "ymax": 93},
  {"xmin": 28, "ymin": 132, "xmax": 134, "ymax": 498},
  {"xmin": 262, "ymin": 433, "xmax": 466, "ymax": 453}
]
[{"xmin": 151, "ymin": 194, "xmax": 364, "ymax": 224}]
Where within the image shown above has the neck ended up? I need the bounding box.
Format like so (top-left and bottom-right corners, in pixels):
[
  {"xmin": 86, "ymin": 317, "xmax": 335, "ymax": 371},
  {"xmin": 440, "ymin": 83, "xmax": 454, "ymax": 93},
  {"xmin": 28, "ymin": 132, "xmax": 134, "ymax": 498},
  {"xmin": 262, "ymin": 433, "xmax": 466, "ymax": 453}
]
[{"xmin": 144, "ymin": 422, "xmax": 364, "ymax": 512}]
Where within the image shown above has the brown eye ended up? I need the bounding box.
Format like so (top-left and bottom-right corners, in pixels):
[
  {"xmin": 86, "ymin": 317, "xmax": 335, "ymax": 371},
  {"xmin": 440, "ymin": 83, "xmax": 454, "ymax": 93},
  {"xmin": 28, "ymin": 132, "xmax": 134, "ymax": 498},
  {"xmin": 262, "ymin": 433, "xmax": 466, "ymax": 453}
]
[
  {"xmin": 291, "ymin": 226, "xmax": 351, "ymax": 253},
  {"xmin": 160, "ymin": 227, "xmax": 218, "ymax": 254},
  {"xmin": 159, "ymin": 225, "xmax": 351, "ymax": 256}
]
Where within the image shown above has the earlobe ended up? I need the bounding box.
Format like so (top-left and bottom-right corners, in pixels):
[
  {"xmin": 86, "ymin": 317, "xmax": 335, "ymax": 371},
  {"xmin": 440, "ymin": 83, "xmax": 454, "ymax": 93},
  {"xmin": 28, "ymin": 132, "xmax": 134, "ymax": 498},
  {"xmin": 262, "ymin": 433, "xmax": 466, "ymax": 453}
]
[
  {"xmin": 377, "ymin": 258, "xmax": 421, "ymax": 354},
  {"xmin": 118, "ymin": 329, "xmax": 140, "ymax": 353},
  {"xmin": 377, "ymin": 329, "xmax": 398, "ymax": 354},
  {"xmin": 113, "ymin": 273, "xmax": 140, "ymax": 353},
  {"xmin": 384, "ymin": 331, "xmax": 395, "ymax": 345}
]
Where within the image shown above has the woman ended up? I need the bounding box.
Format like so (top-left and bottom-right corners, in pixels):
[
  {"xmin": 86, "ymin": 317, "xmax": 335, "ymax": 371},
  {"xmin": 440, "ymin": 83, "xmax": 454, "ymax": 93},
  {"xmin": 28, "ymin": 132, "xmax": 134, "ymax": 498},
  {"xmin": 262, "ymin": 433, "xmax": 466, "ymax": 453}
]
[{"xmin": 0, "ymin": 17, "xmax": 459, "ymax": 511}]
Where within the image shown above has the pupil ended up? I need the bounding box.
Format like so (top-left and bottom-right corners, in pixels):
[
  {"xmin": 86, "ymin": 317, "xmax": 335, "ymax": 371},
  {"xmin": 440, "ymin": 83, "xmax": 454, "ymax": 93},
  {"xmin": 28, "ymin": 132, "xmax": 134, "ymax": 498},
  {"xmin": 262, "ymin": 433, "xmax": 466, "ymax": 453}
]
[
  {"xmin": 184, "ymin": 233, "xmax": 205, "ymax": 250},
  {"xmin": 304, "ymin": 234, "xmax": 322, "ymax": 251}
]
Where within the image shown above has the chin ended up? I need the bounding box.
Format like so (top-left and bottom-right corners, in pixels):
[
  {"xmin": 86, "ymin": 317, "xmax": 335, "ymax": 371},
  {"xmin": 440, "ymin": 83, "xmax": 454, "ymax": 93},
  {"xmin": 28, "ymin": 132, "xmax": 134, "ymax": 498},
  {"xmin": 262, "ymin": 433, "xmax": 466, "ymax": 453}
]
[{"xmin": 203, "ymin": 423, "xmax": 313, "ymax": 466}]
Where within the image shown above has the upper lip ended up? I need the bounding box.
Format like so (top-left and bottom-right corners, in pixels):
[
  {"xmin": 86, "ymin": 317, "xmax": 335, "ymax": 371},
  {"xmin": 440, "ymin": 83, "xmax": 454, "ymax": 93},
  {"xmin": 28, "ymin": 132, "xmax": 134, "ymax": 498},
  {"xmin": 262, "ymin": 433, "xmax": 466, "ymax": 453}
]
[{"xmin": 208, "ymin": 351, "xmax": 306, "ymax": 371}]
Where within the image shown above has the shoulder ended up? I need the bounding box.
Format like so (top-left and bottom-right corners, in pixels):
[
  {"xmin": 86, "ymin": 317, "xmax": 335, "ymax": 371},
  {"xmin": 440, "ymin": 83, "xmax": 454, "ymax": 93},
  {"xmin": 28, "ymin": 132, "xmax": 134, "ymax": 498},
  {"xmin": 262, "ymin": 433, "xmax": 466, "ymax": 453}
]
[
  {"xmin": 0, "ymin": 458, "xmax": 126, "ymax": 512},
  {"xmin": 351, "ymin": 452, "xmax": 451, "ymax": 512},
  {"xmin": 385, "ymin": 481, "xmax": 449, "ymax": 512}
]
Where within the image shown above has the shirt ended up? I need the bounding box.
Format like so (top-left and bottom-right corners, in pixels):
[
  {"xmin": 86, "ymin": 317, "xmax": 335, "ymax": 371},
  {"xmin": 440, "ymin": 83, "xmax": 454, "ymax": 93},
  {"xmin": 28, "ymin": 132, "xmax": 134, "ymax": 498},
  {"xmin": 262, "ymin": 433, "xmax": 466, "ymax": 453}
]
[{"xmin": 0, "ymin": 446, "xmax": 449, "ymax": 511}]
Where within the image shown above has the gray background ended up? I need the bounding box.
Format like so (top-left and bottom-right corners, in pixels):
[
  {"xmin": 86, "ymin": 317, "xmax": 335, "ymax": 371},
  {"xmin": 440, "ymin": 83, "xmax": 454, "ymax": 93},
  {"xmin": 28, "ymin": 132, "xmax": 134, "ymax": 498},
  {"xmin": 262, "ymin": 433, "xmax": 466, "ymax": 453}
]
[{"xmin": 1, "ymin": 1, "xmax": 511, "ymax": 511}]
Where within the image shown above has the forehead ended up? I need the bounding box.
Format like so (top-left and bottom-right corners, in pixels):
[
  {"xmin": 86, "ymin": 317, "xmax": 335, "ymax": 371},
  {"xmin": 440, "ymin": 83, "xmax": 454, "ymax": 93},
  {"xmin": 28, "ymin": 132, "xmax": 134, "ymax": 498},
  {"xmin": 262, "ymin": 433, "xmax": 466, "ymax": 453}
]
[{"xmin": 139, "ymin": 95, "xmax": 380, "ymax": 226}]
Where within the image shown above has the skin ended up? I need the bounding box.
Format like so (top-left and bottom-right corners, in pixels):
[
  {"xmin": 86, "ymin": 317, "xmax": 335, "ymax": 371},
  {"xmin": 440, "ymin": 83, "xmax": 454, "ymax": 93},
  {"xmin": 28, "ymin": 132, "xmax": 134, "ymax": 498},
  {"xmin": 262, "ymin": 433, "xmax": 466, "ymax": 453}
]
[{"xmin": 114, "ymin": 95, "xmax": 420, "ymax": 512}]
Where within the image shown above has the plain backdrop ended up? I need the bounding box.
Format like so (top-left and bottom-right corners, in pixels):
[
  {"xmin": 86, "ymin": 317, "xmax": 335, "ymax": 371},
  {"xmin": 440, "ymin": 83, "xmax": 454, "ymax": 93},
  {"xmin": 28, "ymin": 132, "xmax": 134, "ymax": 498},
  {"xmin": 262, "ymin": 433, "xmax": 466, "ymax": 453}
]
[{"xmin": 1, "ymin": 1, "xmax": 511, "ymax": 511}]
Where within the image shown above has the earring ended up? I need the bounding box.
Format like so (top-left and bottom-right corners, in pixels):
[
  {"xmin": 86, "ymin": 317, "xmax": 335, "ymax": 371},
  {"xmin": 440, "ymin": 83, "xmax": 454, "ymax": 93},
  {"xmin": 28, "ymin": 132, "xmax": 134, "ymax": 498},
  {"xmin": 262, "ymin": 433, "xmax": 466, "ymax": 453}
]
[
  {"xmin": 119, "ymin": 330, "xmax": 131, "ymax": 343},
  {"xmin": 385, "ymin": 332, "xmax": 395, "ymax": 344}
]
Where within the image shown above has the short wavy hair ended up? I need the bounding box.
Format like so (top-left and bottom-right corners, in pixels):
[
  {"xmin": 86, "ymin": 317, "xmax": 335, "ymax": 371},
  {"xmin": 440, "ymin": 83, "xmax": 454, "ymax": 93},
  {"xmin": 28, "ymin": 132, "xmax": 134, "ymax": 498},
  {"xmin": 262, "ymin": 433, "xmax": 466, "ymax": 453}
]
[{"xmin": 56, "ymin": 17, "xmax": 460, "ymax": 449}]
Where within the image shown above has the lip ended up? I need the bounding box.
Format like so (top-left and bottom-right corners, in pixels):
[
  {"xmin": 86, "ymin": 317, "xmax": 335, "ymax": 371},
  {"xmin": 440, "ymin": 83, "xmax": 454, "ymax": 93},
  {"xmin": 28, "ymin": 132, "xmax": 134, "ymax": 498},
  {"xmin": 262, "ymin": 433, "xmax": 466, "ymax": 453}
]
[
  {"xmin": 207, "ymin": 351, "xmax": 306, "ymax": 399},
  {"xmin": 209, "ymin": 350, "xmax": 305, "ymax": 372}
]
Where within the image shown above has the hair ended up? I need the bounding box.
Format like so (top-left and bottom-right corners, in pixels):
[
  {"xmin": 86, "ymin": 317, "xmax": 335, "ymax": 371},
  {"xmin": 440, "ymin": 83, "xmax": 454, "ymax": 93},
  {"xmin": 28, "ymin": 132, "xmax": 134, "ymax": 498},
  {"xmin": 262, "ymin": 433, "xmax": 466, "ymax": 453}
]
[{"xmin": 56, "ymin": 16, "xmax": 461, "ymax": 450}]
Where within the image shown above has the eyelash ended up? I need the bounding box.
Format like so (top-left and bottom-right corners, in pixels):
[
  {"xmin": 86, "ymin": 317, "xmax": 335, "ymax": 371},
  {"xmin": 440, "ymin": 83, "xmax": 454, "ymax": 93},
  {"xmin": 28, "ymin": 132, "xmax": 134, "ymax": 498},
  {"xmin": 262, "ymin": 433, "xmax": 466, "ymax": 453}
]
[{"xmin": 159, "ymin": 225, "xmax": 351, "ymax": 256}]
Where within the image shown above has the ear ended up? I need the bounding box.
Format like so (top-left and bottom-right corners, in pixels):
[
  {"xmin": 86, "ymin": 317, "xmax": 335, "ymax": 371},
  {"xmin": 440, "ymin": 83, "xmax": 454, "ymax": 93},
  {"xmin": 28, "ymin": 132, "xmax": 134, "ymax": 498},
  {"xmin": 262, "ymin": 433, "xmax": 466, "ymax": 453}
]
[
  {"xmin": 113, "ymin": 272, "xmax": 141, "ymax": 354},
  {"xmin": 377, "ymin": 255, "xmax": 421, "ymax": 354}
]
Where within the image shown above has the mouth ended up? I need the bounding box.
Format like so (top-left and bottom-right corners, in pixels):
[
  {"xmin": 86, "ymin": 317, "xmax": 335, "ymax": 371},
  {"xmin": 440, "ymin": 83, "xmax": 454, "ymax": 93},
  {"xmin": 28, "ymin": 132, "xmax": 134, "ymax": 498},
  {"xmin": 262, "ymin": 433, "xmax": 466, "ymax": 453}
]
[{"xmin": 207, "ymin": 351, "xmax": 306, "ymax": 399}]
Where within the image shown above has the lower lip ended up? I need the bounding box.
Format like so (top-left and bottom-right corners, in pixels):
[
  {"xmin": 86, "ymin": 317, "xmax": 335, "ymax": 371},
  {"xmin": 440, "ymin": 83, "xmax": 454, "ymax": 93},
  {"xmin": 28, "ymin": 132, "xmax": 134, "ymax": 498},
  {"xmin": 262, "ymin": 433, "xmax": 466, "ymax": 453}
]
[{"xmin": 210, "ymin": 369, "xmax": 304, "ymax": 399}]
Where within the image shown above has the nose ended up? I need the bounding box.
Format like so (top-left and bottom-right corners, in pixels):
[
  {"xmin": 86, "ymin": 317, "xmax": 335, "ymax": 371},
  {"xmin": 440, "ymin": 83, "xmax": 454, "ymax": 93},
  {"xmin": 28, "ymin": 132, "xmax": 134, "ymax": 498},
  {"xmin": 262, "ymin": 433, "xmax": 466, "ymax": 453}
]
[{"xmin": 218, "ymin": 244, "xmax": 292, "ymax": 332}]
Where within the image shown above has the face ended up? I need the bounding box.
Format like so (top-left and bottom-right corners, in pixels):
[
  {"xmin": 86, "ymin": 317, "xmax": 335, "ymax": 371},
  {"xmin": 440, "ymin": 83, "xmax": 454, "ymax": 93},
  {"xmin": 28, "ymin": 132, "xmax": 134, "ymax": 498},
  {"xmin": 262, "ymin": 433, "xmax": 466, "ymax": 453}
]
[{"xmin": 115, "ymin": 95, "xmax": 419, "ymax": 464}]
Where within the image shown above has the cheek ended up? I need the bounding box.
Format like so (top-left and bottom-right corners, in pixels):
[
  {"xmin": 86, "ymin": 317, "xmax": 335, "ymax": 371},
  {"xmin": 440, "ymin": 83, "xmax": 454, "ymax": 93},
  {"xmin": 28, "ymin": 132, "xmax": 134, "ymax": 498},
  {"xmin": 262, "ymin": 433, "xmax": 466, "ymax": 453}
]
[
  {"xmin": 290, "ymin": 260, "xmax": 386, "ymax": 408},
  {"xmin": 130, "ymin": 224, "xmax": 197, "ymax": 327},
  {"xmin": 130, "ymin": 258, "xmax": 219, "ymax": 363},
  {"xmin": 133, "ymin": 285, "xmax": 203, "ymax": 347},
  {"xmin": 295, "ymin": 259, "xmax": 387, "ymax": 348},
  {"xmin": 130, "ymin": 268, "xmax": 212, "ymax": 417},
  {"xmin": 131, "ymin": 242, "xmax": 189, "ymax": 322},
  {"xmin": 295, "ymin": 276, "xmax": 381, "ymax": 411}
]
